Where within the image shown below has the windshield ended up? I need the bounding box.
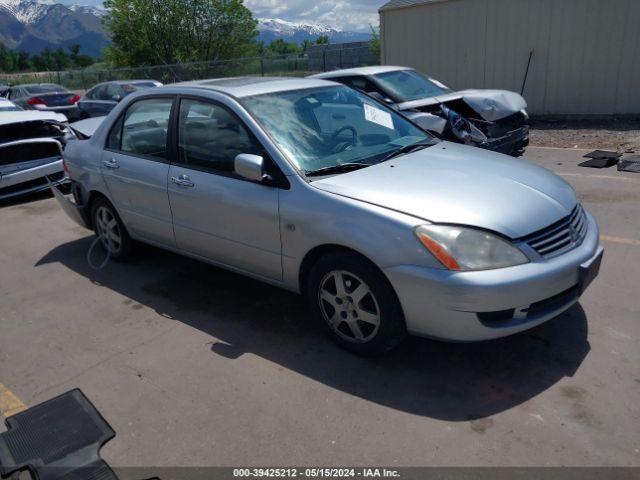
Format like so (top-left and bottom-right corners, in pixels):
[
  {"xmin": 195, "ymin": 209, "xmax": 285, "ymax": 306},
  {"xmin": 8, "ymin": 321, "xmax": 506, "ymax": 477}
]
[
  {"xmin": 24, "ymin": 84, "xmax": 68, "ymax": 94},
  {"xmin": 374, "ymin": 70, "xmax": 452, "ymax": 102},
  {"xmin": 242, "ymin": 86, "xmax": 435, "ymax": 175}
]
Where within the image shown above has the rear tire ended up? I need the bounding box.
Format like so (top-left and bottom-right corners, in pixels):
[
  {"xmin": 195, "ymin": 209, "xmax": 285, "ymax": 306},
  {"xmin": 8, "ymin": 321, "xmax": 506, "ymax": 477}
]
[
  {"xmin": 306, "ymin": 252, "xmax": 406, "ymax": 356},
  {"xmin": 90, "ymin": 197, "xmax": 134, "ymax": 261}
]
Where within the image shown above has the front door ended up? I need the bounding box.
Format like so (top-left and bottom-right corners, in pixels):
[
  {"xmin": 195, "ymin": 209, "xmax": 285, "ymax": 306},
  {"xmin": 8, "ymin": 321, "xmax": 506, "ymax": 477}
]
[
  {"xmin": 101, "ymin": 96, "xmax": 176, "ymax": 248},
  {"xmin": 167, "ymin": 97, "xmax": 282, "ymax": 281}
]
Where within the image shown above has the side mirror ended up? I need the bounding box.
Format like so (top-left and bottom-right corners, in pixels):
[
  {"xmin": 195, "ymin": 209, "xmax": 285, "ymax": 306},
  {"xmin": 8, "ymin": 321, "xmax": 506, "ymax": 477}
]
[
  {"xmin": 234, "ymin": 154, "xmax": 268, "ymax": 182},
  {"xmin": 111, "ymin": 94, "xmax": 122, "ymax": 102}
]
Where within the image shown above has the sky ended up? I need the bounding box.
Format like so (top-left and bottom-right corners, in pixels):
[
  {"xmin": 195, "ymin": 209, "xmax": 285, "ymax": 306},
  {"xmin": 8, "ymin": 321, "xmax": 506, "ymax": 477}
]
[{"xmin": 60, "ymin": 0, "xmax": 384, "ymax": 32}]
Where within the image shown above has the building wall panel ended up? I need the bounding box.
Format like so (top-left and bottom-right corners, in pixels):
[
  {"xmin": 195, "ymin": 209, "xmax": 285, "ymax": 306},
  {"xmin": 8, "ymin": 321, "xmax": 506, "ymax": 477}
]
[{"xmin": 381, "ymin": 0, "xmax": 640, "ymax": 115}]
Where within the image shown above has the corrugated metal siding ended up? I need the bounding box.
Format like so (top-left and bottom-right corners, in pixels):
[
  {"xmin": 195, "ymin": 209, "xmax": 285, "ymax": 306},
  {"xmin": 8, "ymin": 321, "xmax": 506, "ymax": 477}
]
[{"xmin": 380, "ymin": 0, "xmax": 640, "ymax": 115}]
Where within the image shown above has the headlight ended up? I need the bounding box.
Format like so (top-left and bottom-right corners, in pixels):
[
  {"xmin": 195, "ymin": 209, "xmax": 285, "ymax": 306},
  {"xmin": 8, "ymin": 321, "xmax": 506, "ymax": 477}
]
[
  {"xmin": 520, "ymin": 108, "xmax": 529, "ymax": 120},
  {"xmin": 441, "ymin": 105, "xmax": 487, "ymax": 145},
  {"xmin": 415, "ymin": 225, "xmax": 529, "ymax": 271}
]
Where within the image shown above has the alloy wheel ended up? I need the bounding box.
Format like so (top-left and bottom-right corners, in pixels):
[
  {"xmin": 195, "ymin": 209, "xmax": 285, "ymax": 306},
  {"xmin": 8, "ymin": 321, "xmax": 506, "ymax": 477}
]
[
  {"xmin": 318, "ymin": 270, "xmax": 381, "ymax": 343},
  {"xmin": 95, "ymin": 206, "xmax": 122, "ymax": 255}
]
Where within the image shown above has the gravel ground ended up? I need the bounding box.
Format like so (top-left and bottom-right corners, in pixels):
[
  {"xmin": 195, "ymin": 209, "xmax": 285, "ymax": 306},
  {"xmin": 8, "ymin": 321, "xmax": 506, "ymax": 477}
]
[{"xmin": 529, "ymin": 117, "xmax": 640, "ymax": 152}]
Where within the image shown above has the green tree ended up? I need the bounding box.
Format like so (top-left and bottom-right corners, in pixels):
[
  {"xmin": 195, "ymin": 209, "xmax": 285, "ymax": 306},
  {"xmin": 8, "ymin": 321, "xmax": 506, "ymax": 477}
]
[
  {"xmin": 300, "ymin": 39, "xmax": 312, "ymax": 52},
  {"xmin": 0, "ymin": 43, "xmax": 15, "ymax": 72},
  {"xmin": 267, "ymin": 39, "xmax": 300, "ymax": 55},
  {"xmin": 315, "ymin": 35, "xmax": 329, "ymax": 45},
  {"xmin": 369, "ymin": 25, "xmax": 380, "ymax": 58},
  {"xmin": 14, "ymin": 50, "xmax": 31, "ymax": 71},
  {"xmin": 68, "ymin": 44, "xmax": 94, "ymax": 68},
  {"xmin": 103, "ymin": 0, "xmax": 258, "ymax": 66}
]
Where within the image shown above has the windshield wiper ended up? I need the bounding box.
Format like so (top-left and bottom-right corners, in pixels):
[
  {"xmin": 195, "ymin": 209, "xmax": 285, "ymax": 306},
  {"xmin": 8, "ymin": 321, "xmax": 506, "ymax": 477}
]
[
  {"xmin": 305, "ymin": 162, "xmax": 369, "ymax": 177},
  {"xmin": 380, "ymin": 139, "xmax": 435, "ymax": 163}
]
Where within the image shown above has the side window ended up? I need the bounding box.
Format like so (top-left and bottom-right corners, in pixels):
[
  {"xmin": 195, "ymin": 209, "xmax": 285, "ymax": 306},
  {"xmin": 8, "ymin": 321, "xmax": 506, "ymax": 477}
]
[
  {"xmin": 342, "ymin": 76, "xmax": 387, "ymax": 98},
  {"xmin": 106, "ymin": 115, "xmax": 124, "ymax": 150},
  {"xmin": 120, "ymin": 97, "xmax": 173, "ymax": 159},
  {"xmin": 177, "ymin": 98, "xmax": 262, "ymax": 174},
  {"xmin": 106, "ymin": 84, "xmax": 122, "ymax": 101},
  {"xmin": 91, "ymin": 85, "xmax": 106, "ymax": 100}
]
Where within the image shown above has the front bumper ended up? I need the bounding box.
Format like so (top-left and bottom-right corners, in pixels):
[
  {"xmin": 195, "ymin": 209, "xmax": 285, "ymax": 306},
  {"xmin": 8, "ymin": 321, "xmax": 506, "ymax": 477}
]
[
  {"xmin": 0, "ymin": 158, "xmax": 66, "ymax": 200},
  {"xmin": 384, "ymin": 211, "xmax": 602, "ymax": 341},
  {"xmin": 481, "ymin": 125, "xmax": 529, "ymax": 156}
]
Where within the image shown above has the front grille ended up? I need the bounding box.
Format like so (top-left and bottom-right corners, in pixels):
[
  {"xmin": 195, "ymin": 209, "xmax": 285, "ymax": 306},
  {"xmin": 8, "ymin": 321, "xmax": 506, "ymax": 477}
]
[{"xmin": 522, "ymin": 204, "xmax": 588, "ymax": 258}]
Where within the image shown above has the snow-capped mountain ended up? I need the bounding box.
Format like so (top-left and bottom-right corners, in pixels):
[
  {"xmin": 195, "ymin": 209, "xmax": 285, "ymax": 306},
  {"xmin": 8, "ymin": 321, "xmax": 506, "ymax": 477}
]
[
  {"xmin": 257, "ymin": 17, "xmax": 371, "ymax": 44},
  {"xmin": 0, "ymin": 0, "xmax": 53, "ymax": 24},
  {"xmin": 0, "ymin": 0, "xmax": 107, "ymax": 56},
  {"xmin": 0, "ymin": 0, "xmax": 371, "ymax": 59},
  {"xmin": 258, "ymin": 18, "xmax": 335, "ymax": 37}
]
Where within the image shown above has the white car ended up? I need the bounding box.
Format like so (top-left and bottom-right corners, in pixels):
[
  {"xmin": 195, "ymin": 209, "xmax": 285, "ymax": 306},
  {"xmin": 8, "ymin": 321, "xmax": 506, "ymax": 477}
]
[
  {"xmin": 311, "ymin": 66, "xmax": 530, "ymax": 157},
  {"xmin": 0, "ymin": 98, "xmax": 22, "ymax": 112},
  {"xmin": 0, "ymin": 107, "xmax": 71, "ymax": 200}
]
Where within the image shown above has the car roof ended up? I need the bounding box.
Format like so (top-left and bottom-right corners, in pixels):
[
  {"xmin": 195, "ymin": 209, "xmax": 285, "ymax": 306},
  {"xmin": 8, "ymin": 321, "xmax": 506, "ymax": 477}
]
[
  {"xmin": 171, "ymin": 76, "xmax": 339, "ymax": 98},
  {"xmin": 13, "ymin": 83, "xmax": 65, "ymax": 89},
  {"xmin": 96, "ymin": 80, "xmax": 160, "ymax": 86},
  {"xmin": 310, "ymin": 65, "xmax": 413, "ymax": 79}
]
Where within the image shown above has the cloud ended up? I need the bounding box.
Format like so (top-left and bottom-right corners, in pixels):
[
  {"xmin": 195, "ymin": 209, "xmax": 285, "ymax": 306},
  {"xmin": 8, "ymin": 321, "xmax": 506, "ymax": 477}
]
[{"xmin": 244, "ymin": 0, "xmax": 382, "ymax": 31}]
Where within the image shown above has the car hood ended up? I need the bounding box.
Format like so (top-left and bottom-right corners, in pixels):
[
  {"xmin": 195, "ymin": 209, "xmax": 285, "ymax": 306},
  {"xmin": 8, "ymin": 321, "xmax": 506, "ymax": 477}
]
[
  {"xmin": 397, "ymin": 89, "xmax": 527, "ymax": 122},
  {"xmin": 0, "ymin": 111, "xmax": 68, "ymax": 126},
  {"xmin": 311, "ymin": 142, "xmax": 577, "ymax": 239}
]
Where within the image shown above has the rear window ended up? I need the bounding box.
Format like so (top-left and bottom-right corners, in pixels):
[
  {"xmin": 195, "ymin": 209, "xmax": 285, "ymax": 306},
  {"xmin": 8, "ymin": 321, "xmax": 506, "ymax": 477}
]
[
  {"xmin": 24, "ymin": 84, "xmax": 68, "ymax": 94},
  {"xmin": 122, "ymin": 82, "xmax": 159, "ymax": 94}
]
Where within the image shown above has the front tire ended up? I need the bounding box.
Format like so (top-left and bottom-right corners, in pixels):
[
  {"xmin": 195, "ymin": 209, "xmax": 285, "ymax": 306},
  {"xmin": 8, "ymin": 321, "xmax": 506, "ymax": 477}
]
[
  {"xmin": 307, "ymin": 252, "xmax": 406, "ymax": 356},
  {"xmin": 91, "ymin": 197, "xmax": 134, "ymax": 261}
]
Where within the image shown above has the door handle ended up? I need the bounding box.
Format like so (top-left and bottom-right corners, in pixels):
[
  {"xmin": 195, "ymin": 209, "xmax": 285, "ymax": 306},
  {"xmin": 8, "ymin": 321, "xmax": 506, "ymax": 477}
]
[
  {"xmin": 102, "ymin": 158, "xmax": 119, "ymax": 169},
  {"xmin": 170, "ymin": 174, "xmax": 195, "ymax": 188}
]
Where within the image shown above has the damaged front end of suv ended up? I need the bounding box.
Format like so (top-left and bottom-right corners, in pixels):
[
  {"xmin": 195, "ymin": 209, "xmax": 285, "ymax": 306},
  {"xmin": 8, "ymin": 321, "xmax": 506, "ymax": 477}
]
[{"xmin": 0, "ymin": 112, "xmax": 72, "ymax": 201}]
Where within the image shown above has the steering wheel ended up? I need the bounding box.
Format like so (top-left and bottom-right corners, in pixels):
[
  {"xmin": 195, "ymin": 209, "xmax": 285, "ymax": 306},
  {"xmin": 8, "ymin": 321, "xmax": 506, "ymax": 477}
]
[{"xmin": 330, "ymin": 125, "xmax": 358, "ymax": 153}]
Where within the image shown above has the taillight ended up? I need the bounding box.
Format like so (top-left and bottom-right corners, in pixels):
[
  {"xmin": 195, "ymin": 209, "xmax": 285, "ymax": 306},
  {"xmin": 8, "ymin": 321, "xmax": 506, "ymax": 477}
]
[
  {"xmin": 70, "ymin": 95, "xmax": 81, "ymax": 104},
  {"xmin": 62, "ymin": 158, "xmax": 69, "ymax": 176},
  {"xmin": 28, "ymin": 97, "xmax": 46, "ymax": 106}
]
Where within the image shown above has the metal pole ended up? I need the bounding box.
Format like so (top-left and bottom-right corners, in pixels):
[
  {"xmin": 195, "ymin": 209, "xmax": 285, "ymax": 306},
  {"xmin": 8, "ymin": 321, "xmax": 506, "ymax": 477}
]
[{"xmin": 521, "ymin": 49, "xmax": 534, "ymax": 96}]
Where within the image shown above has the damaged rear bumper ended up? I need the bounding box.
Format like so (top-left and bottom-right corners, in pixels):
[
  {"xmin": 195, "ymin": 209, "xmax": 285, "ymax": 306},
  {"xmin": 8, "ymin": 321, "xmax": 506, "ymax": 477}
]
[{"xmin": 50, "ymin": 180, "xmax": 92, "ymax": 229}]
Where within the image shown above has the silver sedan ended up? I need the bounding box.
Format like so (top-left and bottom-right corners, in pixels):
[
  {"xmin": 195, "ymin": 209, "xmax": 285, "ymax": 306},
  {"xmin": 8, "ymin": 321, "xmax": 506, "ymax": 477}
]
[{"xmin": 57, "ymin": 77, "xmax": 603, "ymax": 355}]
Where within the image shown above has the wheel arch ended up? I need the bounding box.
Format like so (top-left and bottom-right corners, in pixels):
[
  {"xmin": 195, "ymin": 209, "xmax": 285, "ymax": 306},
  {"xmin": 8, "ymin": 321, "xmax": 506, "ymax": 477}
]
[{"xmin": 298, "ymin": 244, "xmax": 392, "ymax": 297}]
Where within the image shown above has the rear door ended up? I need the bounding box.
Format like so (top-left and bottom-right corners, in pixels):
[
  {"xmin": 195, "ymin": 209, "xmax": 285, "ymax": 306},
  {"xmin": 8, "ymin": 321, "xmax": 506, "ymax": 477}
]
[
  {"xmin": 101, "ymin": 95, "xmax": 176, "ymax": 248},
  {"xmin": 167, "ymin": 96, "xmax": 283, "ymax": 281}
]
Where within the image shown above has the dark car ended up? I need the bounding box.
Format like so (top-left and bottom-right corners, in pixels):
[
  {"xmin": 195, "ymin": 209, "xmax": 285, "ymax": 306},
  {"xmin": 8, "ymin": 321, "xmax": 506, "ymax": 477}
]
[
  {"xmin": 77, "ymin": 80, "xmax": 162, "ymax": 118},
  {"xmin": 6, "ymin": 83, "xmax": 81, "ymax": 120}
]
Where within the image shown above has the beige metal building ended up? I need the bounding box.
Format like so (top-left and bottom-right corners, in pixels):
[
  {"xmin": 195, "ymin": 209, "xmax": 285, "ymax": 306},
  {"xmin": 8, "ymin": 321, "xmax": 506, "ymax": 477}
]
[{"xmin": 379, "ymin": 0, "xmax": 640, "ymax": 116}]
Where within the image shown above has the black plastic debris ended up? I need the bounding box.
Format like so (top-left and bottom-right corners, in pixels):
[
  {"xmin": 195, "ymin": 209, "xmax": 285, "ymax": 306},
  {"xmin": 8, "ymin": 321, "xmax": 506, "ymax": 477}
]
[
  {"xmin": 0, "ymin": 389, "xmax": 117, "ymax": 480},
  {"xmin": 583, "ymin": 150, "xmax": 622, "ymax": 160},
  {"xmin": 578, "ymin": 157, "xmax": 619, "ymax": 168},
  {"xmin": 618, "ymin": 155, "xmax": 640, "ymax": 173}
]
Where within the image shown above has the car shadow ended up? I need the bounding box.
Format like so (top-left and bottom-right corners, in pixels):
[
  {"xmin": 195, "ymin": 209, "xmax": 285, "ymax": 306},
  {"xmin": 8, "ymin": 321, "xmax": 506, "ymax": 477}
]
[{"xmin": 36, "ymin": 237, "xmax": 591, "ymax": 421}]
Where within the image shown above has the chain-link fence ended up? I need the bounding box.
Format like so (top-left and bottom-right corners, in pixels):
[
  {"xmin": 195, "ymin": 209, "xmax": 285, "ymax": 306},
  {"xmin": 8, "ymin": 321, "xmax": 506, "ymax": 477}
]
[{"xmin": 0, "ymin": 42, "xmax": 379, "ymax": 92}]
